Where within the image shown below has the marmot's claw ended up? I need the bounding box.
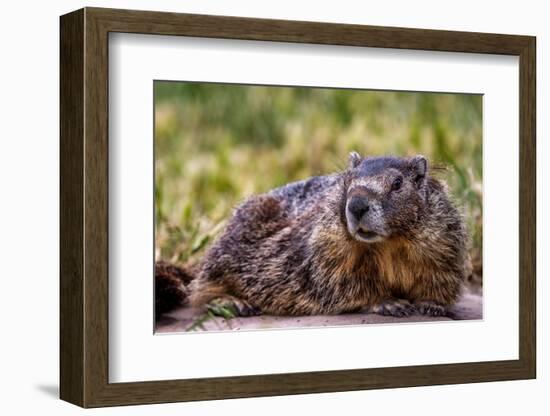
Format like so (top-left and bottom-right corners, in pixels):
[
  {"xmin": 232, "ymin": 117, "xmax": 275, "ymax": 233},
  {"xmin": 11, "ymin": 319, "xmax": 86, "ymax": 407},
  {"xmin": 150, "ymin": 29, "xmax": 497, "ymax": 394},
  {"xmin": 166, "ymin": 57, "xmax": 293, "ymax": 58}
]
[
  {"xmin": 237, "ymin": 303, "xmax": 262, "ymax": 317},
  {"xmin": 415, "ymin": 301, "xmax": 447, "ymax": 317},
  {"xmin": 371, "ymin": 299, "xmax": 417, "ymax": 317}
]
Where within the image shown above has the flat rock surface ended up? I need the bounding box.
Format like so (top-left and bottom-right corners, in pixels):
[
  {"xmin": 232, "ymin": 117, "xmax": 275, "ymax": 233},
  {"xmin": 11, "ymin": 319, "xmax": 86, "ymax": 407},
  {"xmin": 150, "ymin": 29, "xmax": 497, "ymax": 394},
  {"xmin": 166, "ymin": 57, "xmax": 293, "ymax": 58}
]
[{"xmin": 156, "ymin": 291, "xmax": 482, "ymax": 334}]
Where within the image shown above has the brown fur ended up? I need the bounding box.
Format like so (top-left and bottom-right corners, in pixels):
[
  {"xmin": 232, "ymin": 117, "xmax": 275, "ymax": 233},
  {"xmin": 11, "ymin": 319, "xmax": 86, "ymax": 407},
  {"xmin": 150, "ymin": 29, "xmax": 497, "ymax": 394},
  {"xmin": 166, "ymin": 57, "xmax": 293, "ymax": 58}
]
[{"xmin": 154, "ymin": 261, "xmax": 193, "ymax": 317}]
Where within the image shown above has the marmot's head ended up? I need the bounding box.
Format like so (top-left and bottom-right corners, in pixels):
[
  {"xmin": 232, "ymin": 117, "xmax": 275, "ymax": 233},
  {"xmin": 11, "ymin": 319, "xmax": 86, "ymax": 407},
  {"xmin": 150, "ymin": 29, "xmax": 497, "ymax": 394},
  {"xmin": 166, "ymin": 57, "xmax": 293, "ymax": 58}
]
[{"xmin": 343, "ymin": 152, "xmax": 429, "ymax": 243}]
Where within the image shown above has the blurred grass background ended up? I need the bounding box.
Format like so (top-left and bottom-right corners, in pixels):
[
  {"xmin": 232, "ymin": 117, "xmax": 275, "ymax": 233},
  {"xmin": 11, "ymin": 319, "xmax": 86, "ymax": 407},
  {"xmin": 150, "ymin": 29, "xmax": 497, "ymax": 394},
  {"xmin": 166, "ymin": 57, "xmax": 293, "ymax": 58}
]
[{"xmin": 155, "ymin": 82, "xmax": 482, "ymax": 287}]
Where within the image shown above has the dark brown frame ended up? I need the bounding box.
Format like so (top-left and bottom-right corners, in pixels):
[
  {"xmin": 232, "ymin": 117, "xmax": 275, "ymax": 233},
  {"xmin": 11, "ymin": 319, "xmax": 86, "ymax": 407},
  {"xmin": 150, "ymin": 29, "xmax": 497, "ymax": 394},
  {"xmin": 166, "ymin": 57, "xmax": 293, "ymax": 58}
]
[{"xmin": 60, "ymin": 7, "xmax": 536, "ymax": 408}]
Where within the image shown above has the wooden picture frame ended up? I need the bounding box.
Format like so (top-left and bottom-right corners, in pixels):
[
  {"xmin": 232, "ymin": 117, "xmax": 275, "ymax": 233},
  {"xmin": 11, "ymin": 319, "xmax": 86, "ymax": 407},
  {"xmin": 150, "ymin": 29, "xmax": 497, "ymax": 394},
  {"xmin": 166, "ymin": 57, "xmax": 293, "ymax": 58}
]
[{"xmin": 60, "ymin": 7, "xmax": 536, "ymax": 408}]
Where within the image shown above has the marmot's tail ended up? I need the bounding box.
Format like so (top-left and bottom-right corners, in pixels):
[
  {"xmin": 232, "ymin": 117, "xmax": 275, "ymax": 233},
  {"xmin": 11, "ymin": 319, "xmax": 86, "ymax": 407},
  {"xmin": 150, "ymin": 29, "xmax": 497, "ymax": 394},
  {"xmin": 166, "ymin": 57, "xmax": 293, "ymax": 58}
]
[{"xmin": 155, "ymin": 261, "xmax": 196, "ymax": 318}]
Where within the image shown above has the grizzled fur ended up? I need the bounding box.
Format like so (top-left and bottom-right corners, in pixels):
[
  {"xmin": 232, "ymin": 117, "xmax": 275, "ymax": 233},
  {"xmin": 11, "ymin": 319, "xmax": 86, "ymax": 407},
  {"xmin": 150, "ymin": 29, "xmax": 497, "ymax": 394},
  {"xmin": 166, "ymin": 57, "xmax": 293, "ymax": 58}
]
[{"xmin": 179, "ymin": 153, "xmax": 469, "ymax": 318}]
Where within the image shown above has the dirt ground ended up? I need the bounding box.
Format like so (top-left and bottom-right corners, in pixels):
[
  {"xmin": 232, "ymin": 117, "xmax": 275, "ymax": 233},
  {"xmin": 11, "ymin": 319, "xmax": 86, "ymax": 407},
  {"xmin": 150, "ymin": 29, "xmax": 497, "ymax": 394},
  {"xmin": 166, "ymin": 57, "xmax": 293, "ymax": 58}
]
[{"xmin": 155, "ymin": 290, "xmax": 482, "ymax": 334}]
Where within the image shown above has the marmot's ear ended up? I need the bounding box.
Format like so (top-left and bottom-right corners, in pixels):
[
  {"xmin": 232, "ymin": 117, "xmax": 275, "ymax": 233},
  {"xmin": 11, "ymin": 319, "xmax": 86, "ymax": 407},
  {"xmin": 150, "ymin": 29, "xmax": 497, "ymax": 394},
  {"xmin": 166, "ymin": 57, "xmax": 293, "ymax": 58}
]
[
  {"xmin": 348, "ymin": 151, "xmax": 361, "ymax": 169},
  {"xmin": 411, "ymin": 155, "xmax": 428, "ymax": 184}
]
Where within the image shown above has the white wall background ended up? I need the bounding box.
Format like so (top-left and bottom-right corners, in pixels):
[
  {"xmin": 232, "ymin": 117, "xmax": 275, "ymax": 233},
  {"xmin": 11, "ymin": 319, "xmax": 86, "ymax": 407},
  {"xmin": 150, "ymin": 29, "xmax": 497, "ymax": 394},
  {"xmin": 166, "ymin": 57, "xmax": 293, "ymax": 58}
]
[{"xmin": 0, "ymin": 1, "xmax": 545, "ymax": 414}]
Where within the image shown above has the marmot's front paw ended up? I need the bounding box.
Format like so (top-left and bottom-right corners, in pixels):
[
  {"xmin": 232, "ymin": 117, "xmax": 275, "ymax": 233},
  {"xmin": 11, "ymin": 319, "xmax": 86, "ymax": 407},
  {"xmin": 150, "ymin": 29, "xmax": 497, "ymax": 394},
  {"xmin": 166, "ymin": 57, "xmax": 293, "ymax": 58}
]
[
  {"xmin": 371, "ymin": 299, "xmax": 416, "ymax": 317},
  {"xmin": 207, "ymin": 296, "xmax": 262, "ymax": 318},
  {"xmin": 415, "ymin": 301, "xmax": 447, "ymax": 317}
]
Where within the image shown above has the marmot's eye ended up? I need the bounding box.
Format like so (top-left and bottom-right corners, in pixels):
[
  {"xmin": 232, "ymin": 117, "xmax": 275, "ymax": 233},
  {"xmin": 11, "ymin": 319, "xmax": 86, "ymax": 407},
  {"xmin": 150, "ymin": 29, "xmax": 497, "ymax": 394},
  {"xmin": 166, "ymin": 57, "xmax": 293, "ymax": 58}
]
[{"xmin": 391, "ymin": 177, "xmax": 403, "ymax": 191}]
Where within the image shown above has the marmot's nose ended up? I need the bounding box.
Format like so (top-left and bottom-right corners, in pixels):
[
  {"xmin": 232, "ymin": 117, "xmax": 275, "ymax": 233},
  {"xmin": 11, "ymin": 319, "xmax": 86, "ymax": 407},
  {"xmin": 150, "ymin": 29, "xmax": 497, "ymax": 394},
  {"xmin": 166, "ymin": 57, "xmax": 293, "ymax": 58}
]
[{"xmin": 348, "ymin": 196, "xmax": 370, "ymax": 220}]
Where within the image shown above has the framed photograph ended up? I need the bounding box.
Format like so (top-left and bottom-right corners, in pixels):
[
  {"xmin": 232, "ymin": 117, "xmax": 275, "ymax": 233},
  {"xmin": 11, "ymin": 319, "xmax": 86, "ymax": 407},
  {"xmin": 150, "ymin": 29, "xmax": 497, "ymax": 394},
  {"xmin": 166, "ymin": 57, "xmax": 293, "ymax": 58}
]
[{"xmin": 60, "ymin": 7, "xmax": 536, "ymax": 408}]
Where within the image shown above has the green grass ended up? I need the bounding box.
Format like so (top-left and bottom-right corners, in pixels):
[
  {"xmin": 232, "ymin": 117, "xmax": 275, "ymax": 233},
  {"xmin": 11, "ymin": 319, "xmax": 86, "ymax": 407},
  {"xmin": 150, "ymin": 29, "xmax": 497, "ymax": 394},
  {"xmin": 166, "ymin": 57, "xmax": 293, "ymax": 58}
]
[{"xmin": 155, "ymin": 82, "xmax": 482, "ymax": 285}]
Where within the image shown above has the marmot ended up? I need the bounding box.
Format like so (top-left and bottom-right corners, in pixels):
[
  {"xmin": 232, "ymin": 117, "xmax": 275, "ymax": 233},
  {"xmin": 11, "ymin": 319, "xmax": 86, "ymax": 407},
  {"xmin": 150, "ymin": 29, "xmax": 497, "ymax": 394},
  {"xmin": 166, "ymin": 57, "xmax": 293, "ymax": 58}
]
[{"xmin": 157, "ymin": 153, "xmax": 468, "ymax": 318}]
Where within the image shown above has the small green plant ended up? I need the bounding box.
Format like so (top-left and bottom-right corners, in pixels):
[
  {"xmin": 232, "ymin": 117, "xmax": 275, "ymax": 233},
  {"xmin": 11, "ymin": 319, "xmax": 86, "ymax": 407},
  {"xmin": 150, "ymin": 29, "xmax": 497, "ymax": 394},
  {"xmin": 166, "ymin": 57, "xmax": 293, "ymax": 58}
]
[{"xmin": 186, "ymin": 304, "xmax": 238, "ymax": 332}]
